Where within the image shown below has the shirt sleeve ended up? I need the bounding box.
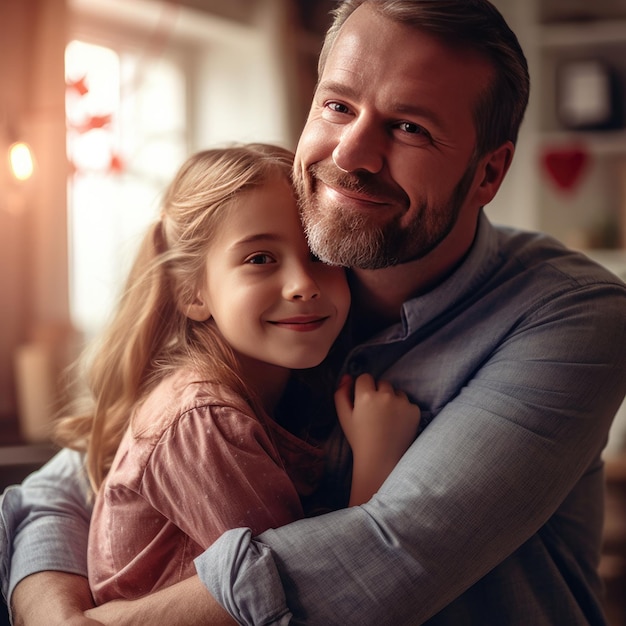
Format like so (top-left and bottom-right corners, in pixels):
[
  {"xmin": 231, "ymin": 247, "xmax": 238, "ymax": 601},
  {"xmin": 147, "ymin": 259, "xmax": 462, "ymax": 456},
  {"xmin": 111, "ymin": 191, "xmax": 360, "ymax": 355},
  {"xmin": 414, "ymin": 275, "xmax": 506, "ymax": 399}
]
[
  {"xmin": 140, "ymin": 404, "xmax": 306, "ymax": 549},
  {"xmin": 197, "ymin": 283, "xmax": 626, "ymax": 625},
  {"xmin": 0, "ymin": 449, "xmax": 92, "ymax": 612}
]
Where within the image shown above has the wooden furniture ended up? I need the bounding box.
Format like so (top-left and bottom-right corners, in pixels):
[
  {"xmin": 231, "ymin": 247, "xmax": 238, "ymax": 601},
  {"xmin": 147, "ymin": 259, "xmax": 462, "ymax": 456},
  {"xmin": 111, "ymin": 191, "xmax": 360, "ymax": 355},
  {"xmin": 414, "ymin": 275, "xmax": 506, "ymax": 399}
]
[{"xmin": 602, "ymin": 455, "xmax": 626, "ymax": 626}]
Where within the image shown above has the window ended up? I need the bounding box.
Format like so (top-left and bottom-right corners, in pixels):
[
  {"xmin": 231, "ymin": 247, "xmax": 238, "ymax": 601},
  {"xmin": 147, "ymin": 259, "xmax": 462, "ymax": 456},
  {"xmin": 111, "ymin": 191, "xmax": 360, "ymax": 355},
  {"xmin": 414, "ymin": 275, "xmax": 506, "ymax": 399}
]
[
  {"xmin": 65, "ymin": 38, "xmax": 188, "ymax": 337},
  {"xmin": 65, "ymin": 0, "xmax": 297, "ymax": 338}
]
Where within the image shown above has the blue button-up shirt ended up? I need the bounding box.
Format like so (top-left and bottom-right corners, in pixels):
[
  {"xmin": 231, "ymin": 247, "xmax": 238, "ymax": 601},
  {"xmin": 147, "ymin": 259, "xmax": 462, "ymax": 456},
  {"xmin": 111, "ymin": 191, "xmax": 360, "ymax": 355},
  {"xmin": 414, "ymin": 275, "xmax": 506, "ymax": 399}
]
[{"xmin": 3, "ymin": 213, "xmax": 626, "ymax": 625}]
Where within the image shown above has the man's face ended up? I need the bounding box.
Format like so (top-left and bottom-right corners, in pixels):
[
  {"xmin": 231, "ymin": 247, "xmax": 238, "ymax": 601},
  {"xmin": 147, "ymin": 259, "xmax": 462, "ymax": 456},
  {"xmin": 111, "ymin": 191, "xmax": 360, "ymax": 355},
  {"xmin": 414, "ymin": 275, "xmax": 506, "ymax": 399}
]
[{"xmin": 294, "ymin": 3, "xmax": 494, "ymax": 269}]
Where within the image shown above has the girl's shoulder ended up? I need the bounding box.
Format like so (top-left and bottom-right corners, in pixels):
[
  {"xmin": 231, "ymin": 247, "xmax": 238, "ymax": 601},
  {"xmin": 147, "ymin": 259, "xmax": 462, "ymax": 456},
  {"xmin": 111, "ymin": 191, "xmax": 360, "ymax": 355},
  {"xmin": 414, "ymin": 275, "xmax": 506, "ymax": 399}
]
[{"xmin": 131, "ymin": 368, "xmax": 253, "ymax": 440}]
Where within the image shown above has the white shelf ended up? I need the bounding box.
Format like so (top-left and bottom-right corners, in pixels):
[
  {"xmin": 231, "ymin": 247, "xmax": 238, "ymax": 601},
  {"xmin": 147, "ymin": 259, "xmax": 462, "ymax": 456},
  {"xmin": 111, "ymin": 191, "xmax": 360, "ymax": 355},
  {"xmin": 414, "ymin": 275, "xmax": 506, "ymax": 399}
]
[
  {"xmin": 488, "ymin": 1, "xmax": 626, "ymax": 246},
  {"xmin": 539, "ymin": 130, "xmax": 626, "ymax": 156},
  {"xmin": 538, "ymin": 20, "xmax": 626, "ymax": 48}
]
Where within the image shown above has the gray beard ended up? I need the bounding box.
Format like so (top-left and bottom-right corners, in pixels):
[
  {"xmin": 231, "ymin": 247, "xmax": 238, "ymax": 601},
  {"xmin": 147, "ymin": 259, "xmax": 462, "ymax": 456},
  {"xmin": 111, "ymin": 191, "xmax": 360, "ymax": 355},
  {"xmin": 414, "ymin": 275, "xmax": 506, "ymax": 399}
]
[
  {"xmin": 298, "ymin": 164, "xmax": 476, "ymax": 270},
  {"xmin": 303, "ymin": 207, "xmax": 393, "ymax": 269}
]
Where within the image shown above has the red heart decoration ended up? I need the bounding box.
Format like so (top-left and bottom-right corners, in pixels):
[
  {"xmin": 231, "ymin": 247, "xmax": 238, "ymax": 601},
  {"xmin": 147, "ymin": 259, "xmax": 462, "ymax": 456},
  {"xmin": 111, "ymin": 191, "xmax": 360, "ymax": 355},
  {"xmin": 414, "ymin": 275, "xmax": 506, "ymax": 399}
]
[{"xmin": 542, "ymin": 146, "xmax": 589, "ymax": 192}]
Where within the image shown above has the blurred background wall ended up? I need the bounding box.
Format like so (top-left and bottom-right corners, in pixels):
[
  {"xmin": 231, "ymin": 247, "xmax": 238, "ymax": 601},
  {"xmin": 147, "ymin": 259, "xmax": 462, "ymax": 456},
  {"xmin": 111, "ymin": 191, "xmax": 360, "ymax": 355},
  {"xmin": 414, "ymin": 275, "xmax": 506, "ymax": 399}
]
[
  {"xmin": 0, "ymin": 0, "xmax": 334, "ymax": 443},
  {"xmin": 1, "ymin": 1, "xmax": 626, "ymax": 622},
  {"xmin": 1, "ymin": 0, "xmax": 626, "ymax": 452}
]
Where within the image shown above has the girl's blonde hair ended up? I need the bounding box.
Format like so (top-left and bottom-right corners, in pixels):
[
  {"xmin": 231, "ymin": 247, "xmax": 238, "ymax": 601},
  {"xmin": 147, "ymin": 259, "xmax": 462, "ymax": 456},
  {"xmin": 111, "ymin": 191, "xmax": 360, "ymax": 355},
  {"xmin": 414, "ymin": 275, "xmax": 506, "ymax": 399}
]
[{"xmin": 55, "ymin": 143, "xmax": 295, "ymax": 492}]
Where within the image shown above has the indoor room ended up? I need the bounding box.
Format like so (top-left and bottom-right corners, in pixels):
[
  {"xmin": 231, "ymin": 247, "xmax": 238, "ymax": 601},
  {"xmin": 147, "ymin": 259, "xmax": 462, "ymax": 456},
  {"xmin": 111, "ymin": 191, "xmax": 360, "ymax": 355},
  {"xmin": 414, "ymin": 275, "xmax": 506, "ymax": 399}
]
[{"xmin": 1, "ymin": 0, "xmax": 626, "ymax": 623}]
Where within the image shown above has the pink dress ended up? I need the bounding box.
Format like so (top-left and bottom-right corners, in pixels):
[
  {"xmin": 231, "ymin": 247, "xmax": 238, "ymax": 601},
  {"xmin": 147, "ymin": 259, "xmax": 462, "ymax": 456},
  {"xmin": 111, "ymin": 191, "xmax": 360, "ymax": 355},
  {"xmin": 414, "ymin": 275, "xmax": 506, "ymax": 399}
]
[{"xmin": 88, "ymin": 369, "xmax": 325, "ymax": 604}]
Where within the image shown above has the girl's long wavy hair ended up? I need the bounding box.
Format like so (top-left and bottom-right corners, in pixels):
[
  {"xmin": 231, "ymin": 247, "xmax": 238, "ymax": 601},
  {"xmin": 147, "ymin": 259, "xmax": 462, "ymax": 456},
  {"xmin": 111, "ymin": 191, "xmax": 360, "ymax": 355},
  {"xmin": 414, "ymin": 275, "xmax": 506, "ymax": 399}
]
[{"xmin": 55, "ymin": 143, "xmax": 296, "ymax": 493}]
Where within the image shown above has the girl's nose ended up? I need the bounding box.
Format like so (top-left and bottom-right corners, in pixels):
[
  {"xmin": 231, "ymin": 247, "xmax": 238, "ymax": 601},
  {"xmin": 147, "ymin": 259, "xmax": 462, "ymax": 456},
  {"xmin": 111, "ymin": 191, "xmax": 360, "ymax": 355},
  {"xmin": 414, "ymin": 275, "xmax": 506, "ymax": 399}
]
[{"xmin": 283, "ymin": 267, "xmax": 320, "ymax": 301}]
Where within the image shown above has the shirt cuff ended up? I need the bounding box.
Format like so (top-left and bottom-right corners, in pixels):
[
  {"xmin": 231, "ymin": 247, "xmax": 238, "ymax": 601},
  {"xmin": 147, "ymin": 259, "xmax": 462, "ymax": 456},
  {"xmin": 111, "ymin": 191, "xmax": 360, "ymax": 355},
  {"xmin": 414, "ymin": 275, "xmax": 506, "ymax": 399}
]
[
  {"xmin": 8, "ymin": 507, "xmax": 89, "ymax": 591},
  {"xmin": 0, "ymin": 449, "xmax": 91, "ymax": 619},
  {"xmin": 195, "ymin": 528, "xmax": 292, "ymax": 626}
]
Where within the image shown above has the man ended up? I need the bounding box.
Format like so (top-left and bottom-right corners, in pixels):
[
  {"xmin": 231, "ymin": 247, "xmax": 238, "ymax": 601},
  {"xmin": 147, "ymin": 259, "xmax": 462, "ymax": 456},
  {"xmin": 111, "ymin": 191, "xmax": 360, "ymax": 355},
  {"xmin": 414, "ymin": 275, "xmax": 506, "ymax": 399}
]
[{"xmin": 4, "ymin": 1, "xmax": 626, "ymax": 624}]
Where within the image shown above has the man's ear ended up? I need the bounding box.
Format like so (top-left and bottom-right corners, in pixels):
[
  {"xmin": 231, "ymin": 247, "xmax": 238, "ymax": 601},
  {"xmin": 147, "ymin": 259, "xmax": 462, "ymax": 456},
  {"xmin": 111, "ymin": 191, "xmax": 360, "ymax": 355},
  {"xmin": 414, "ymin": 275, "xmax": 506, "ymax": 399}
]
[
  {"xmin": 183, "ymin": 293, "xmax": 211, "ymax": 322},
  {"xmin": 473, "ymin": 141, "xmax": 514, "ymax": 207}
]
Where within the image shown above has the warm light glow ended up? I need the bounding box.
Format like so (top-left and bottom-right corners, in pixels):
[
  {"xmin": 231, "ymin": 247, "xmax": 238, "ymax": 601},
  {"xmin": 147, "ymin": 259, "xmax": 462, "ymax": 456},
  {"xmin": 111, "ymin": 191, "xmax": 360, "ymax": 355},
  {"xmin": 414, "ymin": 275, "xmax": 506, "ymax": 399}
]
[{"xmin": 9, "ymin": 142, "xmax": 34, "ymax": 180}]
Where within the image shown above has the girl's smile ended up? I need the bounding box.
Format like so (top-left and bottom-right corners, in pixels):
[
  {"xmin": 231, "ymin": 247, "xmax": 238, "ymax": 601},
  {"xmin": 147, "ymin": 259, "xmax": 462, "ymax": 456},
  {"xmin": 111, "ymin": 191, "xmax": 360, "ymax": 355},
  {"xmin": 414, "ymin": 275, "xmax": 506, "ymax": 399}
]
[{"xmin": 188, "ymin": 172, "xmax": 351, "ymax": 404}]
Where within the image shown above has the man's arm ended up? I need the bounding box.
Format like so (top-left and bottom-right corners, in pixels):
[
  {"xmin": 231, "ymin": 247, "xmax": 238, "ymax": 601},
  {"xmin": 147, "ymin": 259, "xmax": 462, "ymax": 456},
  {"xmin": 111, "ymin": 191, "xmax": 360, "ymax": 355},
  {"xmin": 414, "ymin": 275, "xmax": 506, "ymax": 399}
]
[
  {"xmin": 5, "ymin": 285, "xmax": 626, "ymax": 625},
  {"xmin": 1, "ymin": 449, "xmax": 93, "ymax": 624},
  {"xmin": 84, "ymin": 575, "xmax": 235, "ymax": 626},
  {"xmin": 64, "ymin": 279, "xmax": 626, "ymax": 626},
  {"xmin": 11, "ymin": 572, "xmax": 101, "ymax": 626},
  {"xmin": 196, "ymin": 283, "xmax": 626, "ymax": 625}
]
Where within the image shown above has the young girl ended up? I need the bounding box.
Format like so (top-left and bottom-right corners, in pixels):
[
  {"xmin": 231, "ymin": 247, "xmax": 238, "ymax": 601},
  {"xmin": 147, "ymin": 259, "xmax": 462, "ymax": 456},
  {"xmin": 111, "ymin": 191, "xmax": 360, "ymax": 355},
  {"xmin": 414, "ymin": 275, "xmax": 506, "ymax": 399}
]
[{"xmin": 55, "ymin": 143, "xmax": 420, "ymax": 604}]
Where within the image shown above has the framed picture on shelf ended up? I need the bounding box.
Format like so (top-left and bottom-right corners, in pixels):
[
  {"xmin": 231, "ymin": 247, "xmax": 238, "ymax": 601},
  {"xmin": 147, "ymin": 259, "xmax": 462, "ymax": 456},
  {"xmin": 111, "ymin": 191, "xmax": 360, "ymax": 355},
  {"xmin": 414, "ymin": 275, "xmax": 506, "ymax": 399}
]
[{"xmin": 556, "ymin": 59, "xmax": 623, "ymax": 131}]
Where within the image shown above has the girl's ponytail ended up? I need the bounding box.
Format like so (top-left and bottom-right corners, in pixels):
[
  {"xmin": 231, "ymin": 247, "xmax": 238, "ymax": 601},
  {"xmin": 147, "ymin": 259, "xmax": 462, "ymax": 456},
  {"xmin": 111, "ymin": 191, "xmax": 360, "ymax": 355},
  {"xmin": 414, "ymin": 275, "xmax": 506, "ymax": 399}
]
[
  {"xmin": 55, "ymin": 143, "xmax": 295, "ymax": 493},
  {"xmin": 56, "ymin": 220, "xmax": 180, "ymax": 490}
]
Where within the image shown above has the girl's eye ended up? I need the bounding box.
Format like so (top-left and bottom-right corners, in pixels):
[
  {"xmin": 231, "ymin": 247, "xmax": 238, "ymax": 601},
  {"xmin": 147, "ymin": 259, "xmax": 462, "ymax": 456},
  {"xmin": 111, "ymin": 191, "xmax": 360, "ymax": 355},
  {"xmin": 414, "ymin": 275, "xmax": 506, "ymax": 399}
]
[{"xmin": 245, "ymin": 253, "xmax": 275, "ymax": 265}]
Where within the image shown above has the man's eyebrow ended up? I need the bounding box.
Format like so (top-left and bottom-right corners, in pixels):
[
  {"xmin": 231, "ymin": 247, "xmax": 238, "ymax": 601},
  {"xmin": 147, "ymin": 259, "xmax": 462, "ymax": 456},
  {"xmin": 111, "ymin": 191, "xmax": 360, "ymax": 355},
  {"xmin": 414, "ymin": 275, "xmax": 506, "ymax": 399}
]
[{"xmin": 316, "ymin": 79, "xmax": 356, "ymax": 96}]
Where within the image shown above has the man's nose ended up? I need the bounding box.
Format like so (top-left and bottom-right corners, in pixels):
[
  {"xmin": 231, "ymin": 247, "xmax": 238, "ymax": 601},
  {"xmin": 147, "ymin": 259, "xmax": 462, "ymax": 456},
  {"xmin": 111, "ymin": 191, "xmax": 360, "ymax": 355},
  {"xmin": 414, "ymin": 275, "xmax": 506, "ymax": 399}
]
[{"xmin": 332, "ymin": 117, "xmax": 385, "ymax": 174}]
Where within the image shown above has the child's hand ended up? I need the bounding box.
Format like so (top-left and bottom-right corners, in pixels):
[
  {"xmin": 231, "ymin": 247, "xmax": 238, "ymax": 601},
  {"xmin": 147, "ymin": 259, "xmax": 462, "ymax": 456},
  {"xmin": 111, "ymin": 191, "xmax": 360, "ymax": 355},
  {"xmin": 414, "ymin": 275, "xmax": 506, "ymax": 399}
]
[{"xmin": 334, "ymin": 373, "xmax": 421, "ymax": 505}]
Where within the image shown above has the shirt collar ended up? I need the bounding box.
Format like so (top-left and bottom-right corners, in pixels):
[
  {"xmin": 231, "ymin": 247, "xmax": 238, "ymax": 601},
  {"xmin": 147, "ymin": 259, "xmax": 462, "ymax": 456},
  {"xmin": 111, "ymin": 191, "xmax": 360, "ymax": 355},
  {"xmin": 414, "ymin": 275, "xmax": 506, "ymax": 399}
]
[{"xmin": 399, "ymin": 210, "xmax": 503, "ymax": 336}]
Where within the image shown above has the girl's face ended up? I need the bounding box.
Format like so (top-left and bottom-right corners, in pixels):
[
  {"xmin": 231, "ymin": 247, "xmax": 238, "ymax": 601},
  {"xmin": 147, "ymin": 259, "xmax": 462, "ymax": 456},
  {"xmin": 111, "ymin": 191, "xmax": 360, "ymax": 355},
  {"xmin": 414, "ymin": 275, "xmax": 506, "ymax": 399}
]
[{"xmin": 190, "ymin": 173, "xmax": 350, "ymax": 387}]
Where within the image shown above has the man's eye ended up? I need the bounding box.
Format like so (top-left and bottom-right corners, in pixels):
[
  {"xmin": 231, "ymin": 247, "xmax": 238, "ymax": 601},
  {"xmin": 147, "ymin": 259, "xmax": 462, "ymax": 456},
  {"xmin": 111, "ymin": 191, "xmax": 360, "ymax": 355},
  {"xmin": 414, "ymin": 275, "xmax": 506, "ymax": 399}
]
[
  {"xmin": 326, "ymin": 101, "xmax": 350, "ymax": 114},
  {"xmin": 398, "ymin": 121, "xmax": 427, "ymax": 136},
  {"xmin": 245, "ymin": 253, "xmax": 274, "ymax": 265},
  {"xmin": 394, "ymin": 121, "xmax": 433, "ymax": 146}
]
